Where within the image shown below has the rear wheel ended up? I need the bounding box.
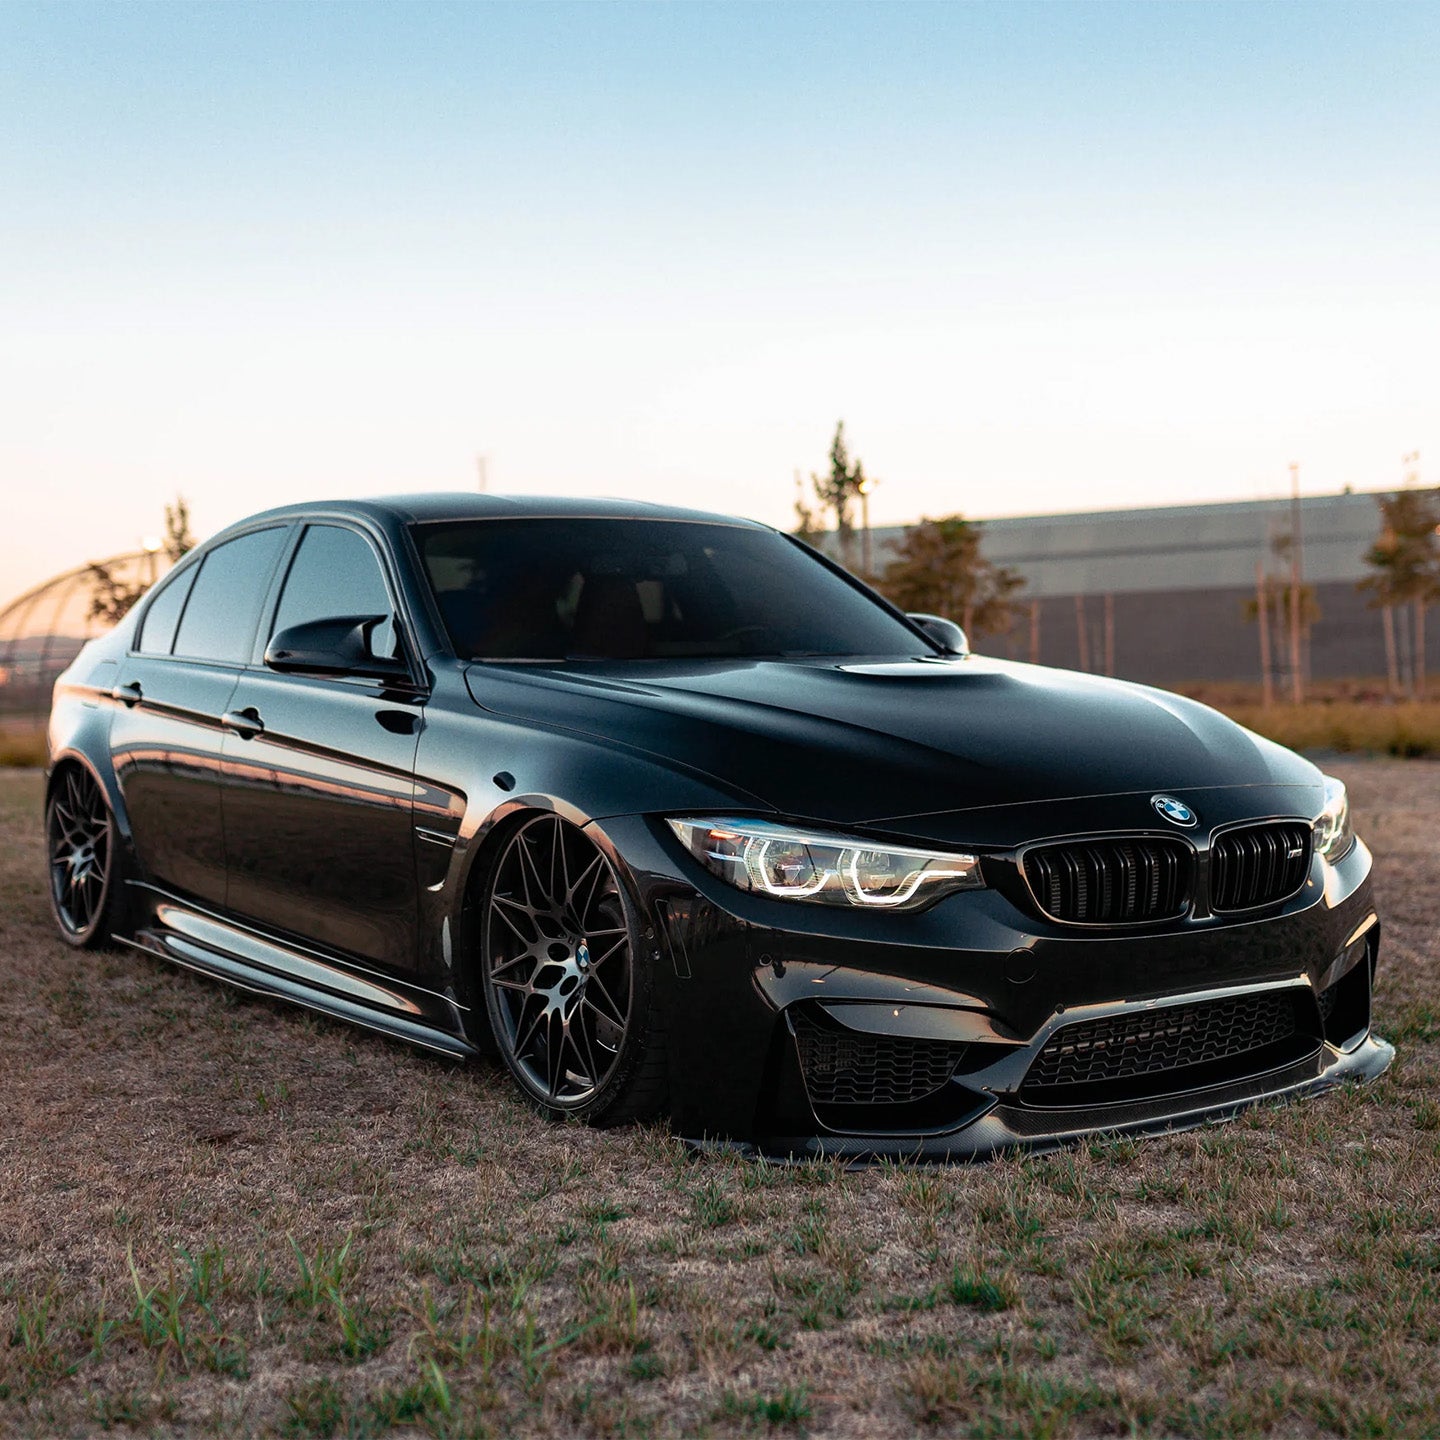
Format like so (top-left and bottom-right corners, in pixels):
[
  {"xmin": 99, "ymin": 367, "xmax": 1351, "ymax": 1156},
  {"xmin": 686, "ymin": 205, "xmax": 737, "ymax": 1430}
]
[
  {"xmin": 480, "ymin": 813, "xmax": 666, "ymax": 1124},
  {"xmin": 46, "ymin": 765, "xmax": 124, "ymax": 948}
]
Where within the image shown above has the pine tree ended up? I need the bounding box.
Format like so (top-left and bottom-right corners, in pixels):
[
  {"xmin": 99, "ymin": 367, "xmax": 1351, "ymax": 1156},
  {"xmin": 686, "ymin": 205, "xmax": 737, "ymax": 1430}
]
[{"xmin": 795, "ymin": 422, "xmax": 867, "ymax": 569}]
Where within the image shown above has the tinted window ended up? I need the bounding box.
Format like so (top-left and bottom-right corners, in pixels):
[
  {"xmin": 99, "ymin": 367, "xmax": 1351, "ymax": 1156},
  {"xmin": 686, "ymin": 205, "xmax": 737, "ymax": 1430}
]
[
  {"xmin": 271, "ymin": 525, "xmax": 398, "ymax": 659},
  {"xmin": 414, "ymin": 519, "xmax": 927, "ymax": 661},
  {"xmin": 136, "ymin": 565, "xmax": 197, "ymax": 655},
  {"xmin": 173, "ymin": 527, "xmax": 288, "ymax": 664}
]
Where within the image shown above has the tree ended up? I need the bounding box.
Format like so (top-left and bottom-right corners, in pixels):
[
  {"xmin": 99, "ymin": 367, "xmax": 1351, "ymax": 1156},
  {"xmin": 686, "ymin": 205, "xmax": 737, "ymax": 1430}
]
[
  {"xmin": 791, "ymin": 472, "xmax": 824, "ymax": 546},
  {"xmin": 1358, "ymin": 487, "xmax": 1440, "ymax": 697},
  {"xmin": 85, "ymin": 564, "xmax": 148, "ymax": 626},
  {"xmin": 877, "ymin": 514, "xmax": 1026, "ymax": 640},
  {"xmin": 86, "ymin": 494, "xmax": 197, "ymax": 626},
  {"xmin": 163, "ymin": 495, "xmax": 196, "ymax": 561},
  {"xmin": 793, "ymin": 422, "xmax": 867, "ymax": 570},
  {"xmin": 1243, "ymin": 529, "xmax": 1320, "ymax": 702}
]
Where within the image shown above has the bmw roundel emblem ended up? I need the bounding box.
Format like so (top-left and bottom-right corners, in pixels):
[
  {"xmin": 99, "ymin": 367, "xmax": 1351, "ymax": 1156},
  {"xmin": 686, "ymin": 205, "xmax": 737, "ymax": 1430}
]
[{"xmin": 1152, "ymin": 795, "xmax": 1197, "ymax": 828}]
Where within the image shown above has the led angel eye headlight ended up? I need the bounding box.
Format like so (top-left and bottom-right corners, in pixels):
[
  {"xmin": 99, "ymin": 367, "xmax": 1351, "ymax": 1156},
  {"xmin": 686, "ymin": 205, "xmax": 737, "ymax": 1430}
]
[
  {"xmin": 1314, "ymin": 775, "xmax": 1354, "ymax": 864},
  {"xmin": 667, "ymin": 818, "xmax": 984, "ymax": 912}
]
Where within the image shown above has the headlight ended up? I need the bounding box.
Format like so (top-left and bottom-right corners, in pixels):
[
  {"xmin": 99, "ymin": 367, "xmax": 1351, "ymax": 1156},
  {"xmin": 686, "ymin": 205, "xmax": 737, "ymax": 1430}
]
[
  {"xmin": 1314, "ymin": 775, "xmax": 1354, "ymax": 863},
  {"xmin": 667, "ymin": 817, "xmax": 984, "ymax": 911}
]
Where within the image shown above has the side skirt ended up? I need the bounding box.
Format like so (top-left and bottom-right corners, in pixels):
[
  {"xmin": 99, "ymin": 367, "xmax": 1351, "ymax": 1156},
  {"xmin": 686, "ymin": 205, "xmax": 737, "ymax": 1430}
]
[{"xmin": 119, "ymin": 886, "xmax": 478, "ymax": 1062}]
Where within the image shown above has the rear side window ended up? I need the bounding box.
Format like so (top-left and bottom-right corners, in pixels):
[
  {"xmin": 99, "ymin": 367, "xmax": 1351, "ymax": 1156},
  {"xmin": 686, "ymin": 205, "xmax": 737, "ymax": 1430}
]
[
  {"xmin": 172, "ymin": 527, "xmax": 288, "ymax": 664},
  {"xmin": 135, "ymin": 565, "xmax": 197, "ymax": 655},
  {"xmin": 270, "ymin": 524, "xmax": 399, "ymax": 659}
]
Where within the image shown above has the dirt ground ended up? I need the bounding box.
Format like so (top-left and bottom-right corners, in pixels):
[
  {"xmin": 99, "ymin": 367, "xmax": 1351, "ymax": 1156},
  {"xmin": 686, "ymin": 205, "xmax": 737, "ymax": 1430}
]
[{"xmin": 2, "ymin": 760, "xmax": 1438, "ymax": 1438}]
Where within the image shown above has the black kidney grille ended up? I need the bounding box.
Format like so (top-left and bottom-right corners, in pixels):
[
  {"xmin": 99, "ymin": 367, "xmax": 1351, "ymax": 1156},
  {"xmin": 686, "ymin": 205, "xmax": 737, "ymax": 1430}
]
[
  {"xmin": 792, "ymin": 1016, "xmax": 962, "ymax": 1107},
  {"xmin": 1023, "ymin": 837, "xmax": 1192, "ymax": 924},
  {"xmin": 1022, "ymin": 991, "xmax": 1297, "ymax": 1097},
  {"xmin": 1209, "ymin": 822, "xmax": 1311, "ymax": 912}
]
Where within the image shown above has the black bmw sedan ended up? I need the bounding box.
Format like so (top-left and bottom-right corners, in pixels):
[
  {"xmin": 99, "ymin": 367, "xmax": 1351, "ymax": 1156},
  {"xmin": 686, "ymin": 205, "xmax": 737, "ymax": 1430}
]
[{"xmin": 46, "ymin": 494, "xmax": 1391, "ymax": 1159}]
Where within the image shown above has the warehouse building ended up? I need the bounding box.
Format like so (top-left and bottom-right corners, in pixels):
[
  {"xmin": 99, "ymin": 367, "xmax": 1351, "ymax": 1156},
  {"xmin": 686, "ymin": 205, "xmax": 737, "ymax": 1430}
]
[{"xmin": 855, "ymin": 490, "xmax": 1434, "ymax": 687}]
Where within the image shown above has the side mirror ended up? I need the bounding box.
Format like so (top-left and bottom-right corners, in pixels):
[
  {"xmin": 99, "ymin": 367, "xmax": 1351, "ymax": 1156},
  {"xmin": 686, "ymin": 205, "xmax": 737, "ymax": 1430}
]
[
  {"xmin": 907, "ymin": 612, "xmax": 969, "ymax": 655},
  {"xmin": 265, "ymin": 615, "xmax": 408, "ymax": 681}
]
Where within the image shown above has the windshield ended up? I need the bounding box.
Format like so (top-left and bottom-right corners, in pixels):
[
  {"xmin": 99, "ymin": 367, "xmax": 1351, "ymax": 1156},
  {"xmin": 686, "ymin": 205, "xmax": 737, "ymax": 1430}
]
[{"xmin": 412, "ymin": 518, "xmax": 931, "ymax": 662}]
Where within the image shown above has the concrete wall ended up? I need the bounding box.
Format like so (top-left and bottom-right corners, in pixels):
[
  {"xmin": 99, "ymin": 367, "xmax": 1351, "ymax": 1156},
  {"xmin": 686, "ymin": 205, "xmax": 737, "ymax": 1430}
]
[{"xmin": 979, "ymin": 581, "xmax": 1438, "ymax": 686}]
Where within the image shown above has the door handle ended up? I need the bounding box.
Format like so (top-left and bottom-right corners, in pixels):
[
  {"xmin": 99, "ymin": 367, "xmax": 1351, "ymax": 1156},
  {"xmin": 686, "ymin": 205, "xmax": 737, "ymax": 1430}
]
[
  {"xmin": 220, "ymin": 707, "xmax": 265, "ymax": 740},
  {"xmin": 110, "ymin": 681, "xmax": 143, "ymax": 707}
]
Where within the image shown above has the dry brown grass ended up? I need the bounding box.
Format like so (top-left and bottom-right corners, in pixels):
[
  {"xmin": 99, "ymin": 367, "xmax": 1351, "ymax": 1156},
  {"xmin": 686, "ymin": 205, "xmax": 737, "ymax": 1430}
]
[
  {"xmin": 1220, "ymin": 703, "xmax": 1440, "ymax": 759},
  {"xmin": 3, "ymin": 762, "xmax": 1439, "ymax": 1437},
  {"xmin": 0, "ymin": 721, "xmax": 46, "ymax": 768}
]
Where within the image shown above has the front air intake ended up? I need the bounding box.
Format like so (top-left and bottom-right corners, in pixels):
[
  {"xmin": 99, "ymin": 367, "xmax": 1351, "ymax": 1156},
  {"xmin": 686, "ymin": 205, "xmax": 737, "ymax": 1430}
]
[
  {"xmin": 1020, "ymin": 990, "xmax": 1310, "ymax": 1106},
  {"xmin": 791, "ymin": 1014, "xmax": 963, "ymax": 1107}
]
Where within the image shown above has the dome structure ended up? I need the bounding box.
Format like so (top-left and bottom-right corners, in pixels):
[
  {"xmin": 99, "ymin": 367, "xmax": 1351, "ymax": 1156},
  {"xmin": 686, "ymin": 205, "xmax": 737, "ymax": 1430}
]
[{"xmin": 0, "ymin": 550, "xmax": 173, "ymax": 739}]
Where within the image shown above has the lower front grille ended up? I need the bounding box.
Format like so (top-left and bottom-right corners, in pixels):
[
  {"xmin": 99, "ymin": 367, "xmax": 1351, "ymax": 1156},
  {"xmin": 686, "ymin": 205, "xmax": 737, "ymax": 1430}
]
[
  {"xmin": 792, "ymin": 1015, "xmax": 962, "ymax": 1107},
  {"xmin": 1023, "ymin": 836, "xmax": 1192, "ymax": 924},
  {"xmin": 1209, "ymin": 821, "xmax": 1312, "ymax": 911},
  {"xmin": 1020, "ymin": 991, "xmax": 1305, "ymax": 1105}
]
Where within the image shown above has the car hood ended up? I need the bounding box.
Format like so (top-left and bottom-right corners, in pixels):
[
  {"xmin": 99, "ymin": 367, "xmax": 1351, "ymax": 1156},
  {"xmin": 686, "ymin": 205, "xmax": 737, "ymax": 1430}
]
[{"xmin": 463, "ymin": 654, "xmax": 1319, "ymax": 830}]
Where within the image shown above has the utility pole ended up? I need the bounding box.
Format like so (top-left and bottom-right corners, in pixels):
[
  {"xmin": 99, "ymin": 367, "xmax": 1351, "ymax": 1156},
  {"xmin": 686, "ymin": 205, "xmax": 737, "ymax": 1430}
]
[
  {"xmin": 1256, "ymin": 561, "xmax": 1273, "ymax": 706},
  {"xmin": 476, "ymin": 455, "xmax": 489, "ymax": 493},
  {"xmin": 857, "ymin": 474, "xmax": 876, "ymax": 577},
  {"xmin": 1288, "ymin": 462, "xmax": 1304, "ymax": 704},
  {"xmin": 1404, "ymin": 452, "xmax": 1425, "ymax": 696}
]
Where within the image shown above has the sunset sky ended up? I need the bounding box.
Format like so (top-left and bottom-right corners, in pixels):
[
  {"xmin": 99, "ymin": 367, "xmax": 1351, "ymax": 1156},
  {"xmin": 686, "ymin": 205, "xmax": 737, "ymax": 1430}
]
[{"xmin": 2, "ymin": 1, "xmax": 1437, "ymax": 601}]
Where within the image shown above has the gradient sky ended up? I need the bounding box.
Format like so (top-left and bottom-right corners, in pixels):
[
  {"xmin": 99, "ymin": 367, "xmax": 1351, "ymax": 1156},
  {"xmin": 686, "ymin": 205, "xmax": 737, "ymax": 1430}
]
[{"xmin": 2, "ymin": 1, "xmax": 1437, "ymax": 600}]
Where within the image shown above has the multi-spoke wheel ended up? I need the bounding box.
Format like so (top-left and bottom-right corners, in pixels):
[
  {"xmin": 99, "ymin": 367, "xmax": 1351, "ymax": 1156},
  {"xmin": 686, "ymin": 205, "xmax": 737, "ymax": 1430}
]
[
  {"xmin": 480, "ymin": 813, "xmax": 666, "ymax": 1123},
  {"xmin": 46, "ymin": 764, "xmax": 123, "ymax": 948}
]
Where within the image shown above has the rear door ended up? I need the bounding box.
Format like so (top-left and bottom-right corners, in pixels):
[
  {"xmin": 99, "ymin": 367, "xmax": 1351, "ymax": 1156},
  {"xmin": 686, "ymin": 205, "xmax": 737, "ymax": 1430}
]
[
  {"xmin": 218, "ymin": 522, "xmax": 425, "ymax": 973},
  {"xmin": 110, "ymin": 526, "xmax": 291, "ymax": 907}
]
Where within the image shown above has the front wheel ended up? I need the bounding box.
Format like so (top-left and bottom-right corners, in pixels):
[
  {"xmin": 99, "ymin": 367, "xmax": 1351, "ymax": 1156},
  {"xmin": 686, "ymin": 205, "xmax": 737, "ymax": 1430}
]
[
  {"xmin": 46, "ymin": 764, "xmax": 125, "ymax": 949},
  {"xmin": 480, "ymin": 813, "xmax": 666, "ymax": 1125}
]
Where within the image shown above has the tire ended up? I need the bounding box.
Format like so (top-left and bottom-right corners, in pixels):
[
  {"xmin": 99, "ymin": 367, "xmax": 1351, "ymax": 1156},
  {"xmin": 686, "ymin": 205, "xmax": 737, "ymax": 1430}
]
[
  {"xmin": 46, "ymin": 764, "xmax": 126, "ymax": 949},
  {"xmin": 479, "ymin": 812, "xmax": 667, "ymax": 1125}
]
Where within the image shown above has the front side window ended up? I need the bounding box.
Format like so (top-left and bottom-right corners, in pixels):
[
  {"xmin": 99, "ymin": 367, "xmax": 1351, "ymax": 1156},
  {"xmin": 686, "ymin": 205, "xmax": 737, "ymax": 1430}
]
[
  {"xmin": 270, "ymin": 524, "xmax": 399, "ymax": 660},
  {"xmin": 172, "ymin": 527, "xmax": 288, "ymax": 664},
  {"xmin": 413, "ymin": 518, "xmax": 929, "ymax": 662}
]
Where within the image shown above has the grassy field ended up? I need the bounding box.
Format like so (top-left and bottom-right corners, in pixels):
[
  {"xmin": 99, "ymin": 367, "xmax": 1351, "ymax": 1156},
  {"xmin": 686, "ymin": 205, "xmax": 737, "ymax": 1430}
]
[
  {"xmin": 3, "ymin": 764, "xmax": 1440, "ymax": 1438},
  {"xmin": 1174, "ymin": 696, "xmax": 1440, "ymax": 760}
]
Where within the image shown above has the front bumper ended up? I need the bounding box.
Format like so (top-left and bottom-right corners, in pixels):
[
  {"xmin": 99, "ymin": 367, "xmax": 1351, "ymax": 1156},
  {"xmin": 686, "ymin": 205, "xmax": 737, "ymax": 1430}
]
[{"xmin": 594, "ymin": 814, "xmax": 1391, "ymax": 1161}]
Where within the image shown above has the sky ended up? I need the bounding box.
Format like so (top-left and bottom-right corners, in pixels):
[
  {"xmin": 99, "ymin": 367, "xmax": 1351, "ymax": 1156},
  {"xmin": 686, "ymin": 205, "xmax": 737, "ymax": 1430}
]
[{"xmin": 2, "ymin": 0, "xmax": 1438, "ymax": 601}]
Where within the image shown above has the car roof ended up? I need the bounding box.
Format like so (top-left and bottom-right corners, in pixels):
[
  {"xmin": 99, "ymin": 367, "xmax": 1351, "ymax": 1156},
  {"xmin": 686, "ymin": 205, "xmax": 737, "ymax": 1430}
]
[{"xmin": 228, "ymin": 492, "xmax": 774, "ymax": 531}]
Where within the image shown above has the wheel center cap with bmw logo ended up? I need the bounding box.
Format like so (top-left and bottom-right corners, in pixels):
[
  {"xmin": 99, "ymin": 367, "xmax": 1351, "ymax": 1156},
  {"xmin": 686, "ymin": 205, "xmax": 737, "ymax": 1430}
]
[{"xmin": 1152, "ymin": 795, "xmax": 1197, "ymax": 827}]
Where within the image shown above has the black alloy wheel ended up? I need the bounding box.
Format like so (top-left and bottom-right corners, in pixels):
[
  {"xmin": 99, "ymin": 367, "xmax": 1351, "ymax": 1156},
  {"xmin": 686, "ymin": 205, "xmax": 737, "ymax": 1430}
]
[
  {"xmin": 481, "ymin": 813, "xmax": 664, "ymax": 1122},
  {"xmin": 47, "ymin": 765, "xmax": 121, "ymax": 948}
]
